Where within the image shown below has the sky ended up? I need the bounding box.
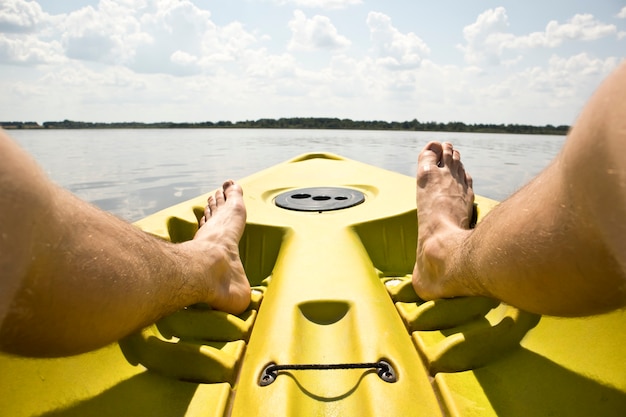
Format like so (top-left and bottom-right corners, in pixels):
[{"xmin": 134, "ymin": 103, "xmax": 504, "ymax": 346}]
[{"xmin": 1, "ymin": 0, "xmax": 625, "ymax": 125}]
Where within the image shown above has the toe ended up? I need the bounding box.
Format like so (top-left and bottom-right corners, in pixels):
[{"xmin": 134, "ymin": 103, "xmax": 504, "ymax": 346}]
[
  {"xmin": 200, "ymin": 201, "xmax": 211, "ymax": 226},
  {"xmin": 465, "ymin": 171, "xmax": 473, "ymax": 188},
  {"xmin": 207, "ymin": 195, "xmax": 217, "ymax": 215},
  {"xmin": 222, "ymin": 180, "xmax": 235, "ymax": 192},
  {"xmin": 214, "ymin": 188, "xmax": 225, "ymax": 209},
  {"xmin": 418, "ymin": 142, "xmax": 444, "ymax": 173},
  {"xmin": 222, "ymin": 180, "xmax": 243, "ymax": 200},
  {"xmin": 442, "ymin": 142, "xmax": 454, "ymax": 166}
]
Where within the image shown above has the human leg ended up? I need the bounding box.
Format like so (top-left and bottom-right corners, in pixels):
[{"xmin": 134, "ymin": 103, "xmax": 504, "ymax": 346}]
[
  {"xmin": 0, "ymin": 131, "xmax": 250, "ymax": 356},
  {"xmin": 413, "ymin": 63, "xmax": 626, "ymax": 317}
]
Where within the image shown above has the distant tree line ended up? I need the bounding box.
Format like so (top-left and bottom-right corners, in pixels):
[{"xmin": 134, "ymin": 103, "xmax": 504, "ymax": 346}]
[
  {"xmin": 0, "ymin": 121, "xmax": 42, "ymax": 129},
  {"xmin": 1, "ymin": 118, "xmax": 570, "ymax": 135}
]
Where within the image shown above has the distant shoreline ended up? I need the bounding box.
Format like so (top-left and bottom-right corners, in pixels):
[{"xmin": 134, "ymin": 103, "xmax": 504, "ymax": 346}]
[{"xmin": 0, "ymin": 118, "xmax": 570, "ymax": 135}]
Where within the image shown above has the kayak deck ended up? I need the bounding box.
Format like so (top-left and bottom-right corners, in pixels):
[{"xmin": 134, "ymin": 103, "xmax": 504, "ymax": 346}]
[{"xmin": 1, "ymin": 153, "xmax": 625, "ymax": 416}]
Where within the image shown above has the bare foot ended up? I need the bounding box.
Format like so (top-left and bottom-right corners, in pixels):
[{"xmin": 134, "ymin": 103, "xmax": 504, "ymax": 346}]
[
  {"xmin": 412, "ymin": 142, "xmax": 475, "ymax": 300},
  {"xmin": 187, "ymin": 180, "xmax": 251, "ymax": 314}
]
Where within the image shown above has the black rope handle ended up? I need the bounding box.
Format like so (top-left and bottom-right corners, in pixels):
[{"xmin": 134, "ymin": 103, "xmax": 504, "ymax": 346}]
[{"xmin": 259, "ymin": 360, "xmax": 396, "ymax": 386}]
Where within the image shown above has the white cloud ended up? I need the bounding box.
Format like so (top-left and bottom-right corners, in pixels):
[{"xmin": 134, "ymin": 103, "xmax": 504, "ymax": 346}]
[
  {"xmin": 617, "ymin": 7, "xmax": 626, "ymax": 19},
  {"xmin": 275, "ymin": 0, "xmax": 361, "ymax": 9},
  {"xmin": 545, "ymin": 53, "xmax": 618, "ymax": 79},
  {"xmin": 246, "ymin": 52, "xmax": 297, "ymax": 79},
  {"xmin": 524, "ymin": 14, "xmax": 617, "ymax": 47},
  {"xmin": 386, "ymin": 54, "xmax": 618, "ymax": 125},
  {"xmin": 458, "ymin": 7, "xmax": 510, "ymax": 65},
  {"xmin": 0, "ymin": 0, "xmax": 65, "ymax": 65},
  {"xmin": 200, "ymin": 21, "xmax": 258, "ymax": 64},
  {"xmin": 136, "ymin": 2, "xmax": 263, "ymax": 74},
  {"xmin": 0, "ymin": 0, "xmax": 47, "ymax": 33},
  {"xmin": 40, "ymin": 64, "xmax": 147, "ymax": 91},
  {"xmin": 459, "ymin": 7, "xmax": 619, "ymax": 66},
  {"xmin": 288, "ymin": 10, "xmax": 351, "ymax": 51},
  {"xmin": 366, "ymin": 11, "xmax": 430, "ymax": 69},
  {"xmin": 62, "ymin": 2, "xmax": 151, "ymax": 65},
  {"xmin": 140, "ymin": 0, "xmax": 213, "ymax": 36},
  {"xmin": 41, "ymin": 0, "xmax": 264, "ymax": 75},
  {"xmin": 170, "ymin": 50, "xmax": 197, "ymax": 66},
  {"xmin": 0, "ymin": 32, "xmax": 64, "ymax": 64},
  {"xmin": 485, "ymin": 53, "xmax": 619, "ymax": 111}
]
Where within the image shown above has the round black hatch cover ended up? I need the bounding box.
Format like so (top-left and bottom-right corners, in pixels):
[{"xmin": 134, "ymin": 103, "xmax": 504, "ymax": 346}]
[{"xmin": 275, "ymin": 187, "xmax": 365, "ymax": 212}]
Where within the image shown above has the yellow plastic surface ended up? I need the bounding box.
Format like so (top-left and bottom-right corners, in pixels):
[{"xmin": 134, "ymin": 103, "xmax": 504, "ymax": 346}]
[
  {"xmin": 229, "ymin": 153, "xmax": 441, "ymax": 416},
  {"xmin": 1, "ymin": 152, "xmax": 625, "ymax": 416}
]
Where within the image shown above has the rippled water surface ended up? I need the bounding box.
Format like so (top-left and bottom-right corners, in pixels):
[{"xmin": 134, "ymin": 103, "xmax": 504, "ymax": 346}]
[{"xmin": 11, "ymin": 129, "xmax": 566, "ymax": 222}]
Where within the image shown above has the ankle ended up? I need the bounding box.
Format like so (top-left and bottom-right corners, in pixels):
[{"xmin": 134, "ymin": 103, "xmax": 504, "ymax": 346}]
[{"xmin": 415, "ymin": 227, "xmax": 471, "ymax": 299}]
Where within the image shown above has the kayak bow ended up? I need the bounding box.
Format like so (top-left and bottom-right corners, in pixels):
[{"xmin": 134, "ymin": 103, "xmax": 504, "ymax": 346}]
[{"xmin": 1, "ymin": 153, "xmax": 625, "ymax": 416}]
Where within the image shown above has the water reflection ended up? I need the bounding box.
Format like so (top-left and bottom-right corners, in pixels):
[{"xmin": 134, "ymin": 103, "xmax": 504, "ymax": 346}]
[{"xmin": 11, "ymin": 129, "xmax": 566, "ymax": 222}]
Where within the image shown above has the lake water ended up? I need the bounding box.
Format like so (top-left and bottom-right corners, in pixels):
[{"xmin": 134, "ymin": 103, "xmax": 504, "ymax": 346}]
[{"xmin": 9, "ymin": 129, "xmax": 566, "ymax": 222}]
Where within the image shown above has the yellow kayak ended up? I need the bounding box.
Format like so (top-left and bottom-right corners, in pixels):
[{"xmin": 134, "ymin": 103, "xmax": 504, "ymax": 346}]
[{"xmin": 1, "ymin": 153, "xmax": 625, "ymax": 416}]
